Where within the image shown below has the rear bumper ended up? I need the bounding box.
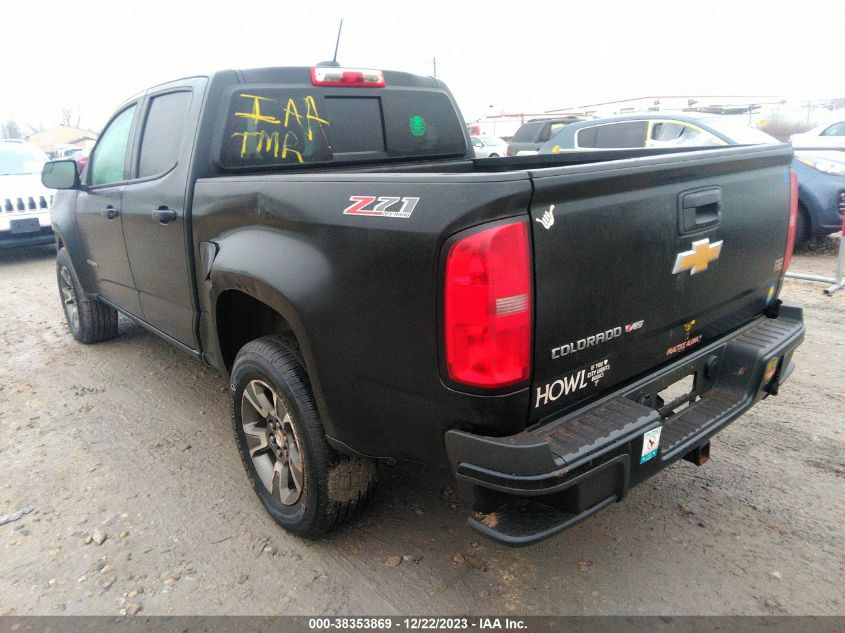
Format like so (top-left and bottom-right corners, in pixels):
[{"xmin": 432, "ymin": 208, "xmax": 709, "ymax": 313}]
[
  {"xmin": 446, "ymin": 302, "xmax": 805, "ymax": 545},
  {"xmin": 0, "ymin": 226, "xmax": 54, "ymax": 248}
]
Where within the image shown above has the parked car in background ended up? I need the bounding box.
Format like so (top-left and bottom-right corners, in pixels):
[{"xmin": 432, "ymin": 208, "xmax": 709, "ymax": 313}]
[
  {"xmin": 539, "ymin": 113, "xmax": 844, "ymax": 243},
  {"xmin": 792, "ymin": 150, "xmax": 845, "ymax": 241},
  {"xmin": 470, "ymin": 135, "xmax": 508, "ymax": 158},
  {"xmin": 790, "ymin": 120, "xmax": 845, "ymax": 149},
  {"xmin": 0, "ymin": 140, "xmax": 55, "ymax": 248},
  {"xmin": 506, "ymin": 116, "xmax": 581, "ymax": 156},
  {"xmin": 538, "ymin": 112, "xmax": 775, "ymax": 152}
]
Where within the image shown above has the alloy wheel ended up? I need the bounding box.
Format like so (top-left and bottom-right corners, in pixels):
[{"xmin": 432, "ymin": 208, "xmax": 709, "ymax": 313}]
[
  {"xmin": 59, "ymin": 265, "xmax": 79, "ymax": 332},
  {"xmin": 240, "ymin": 379, "xmax": 304, "ymax": 506}
]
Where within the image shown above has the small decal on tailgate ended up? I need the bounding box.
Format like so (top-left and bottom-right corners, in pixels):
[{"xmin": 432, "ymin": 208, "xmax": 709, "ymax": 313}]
[
  {"xmin": 535, "ymin": 204, "xmax": 555, "ymax": 230},
  {"xmin": 640, "ymin": 426, "xmax": 662, "ymax": 464}
]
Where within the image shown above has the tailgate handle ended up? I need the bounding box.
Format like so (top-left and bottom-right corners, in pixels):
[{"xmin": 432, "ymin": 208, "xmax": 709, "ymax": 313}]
[{"xmin": 679, "ymin": 187, "xmax": 721, "ymax": 234}]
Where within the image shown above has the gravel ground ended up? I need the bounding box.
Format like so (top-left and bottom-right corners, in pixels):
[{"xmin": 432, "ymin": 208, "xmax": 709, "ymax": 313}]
[{"xmin": 0, "ymin": 241, "xmax": 843, "ymax": 616}]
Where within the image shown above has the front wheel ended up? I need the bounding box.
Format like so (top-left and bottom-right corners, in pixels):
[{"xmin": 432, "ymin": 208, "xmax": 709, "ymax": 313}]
[
  {"xmin": 56, "ymin": 247, "xmax": 119, "ymax": 344},
  {"xmin": 231, "ymin": 335, "xmax": 377, "ymax": 537}
]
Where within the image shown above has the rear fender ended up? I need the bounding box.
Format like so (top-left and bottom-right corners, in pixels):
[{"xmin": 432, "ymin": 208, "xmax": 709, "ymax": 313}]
[{"xmin": 203, "ymin": 226, "xmax": 335, "ymax": 435}]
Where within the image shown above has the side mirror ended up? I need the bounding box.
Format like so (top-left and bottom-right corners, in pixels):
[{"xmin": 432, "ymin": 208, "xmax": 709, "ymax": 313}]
[
  {"xmin": 473, "ymin": 141, "xmax": 484, "ymax": 148},
  {"xmin": 42, "ymin": 160, "xmax": 80, "ymax": 190}
]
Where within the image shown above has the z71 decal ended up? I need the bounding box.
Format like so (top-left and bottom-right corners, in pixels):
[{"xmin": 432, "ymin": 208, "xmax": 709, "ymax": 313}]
[{"xmin": 343, "ymin": 196, "xmax": 420, "ymax": 219}]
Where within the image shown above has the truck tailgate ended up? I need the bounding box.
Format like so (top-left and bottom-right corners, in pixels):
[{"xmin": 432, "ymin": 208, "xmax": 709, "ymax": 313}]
[{"xmin": 528, "ymin": 145, "xmax": 793, "ymax": 422}]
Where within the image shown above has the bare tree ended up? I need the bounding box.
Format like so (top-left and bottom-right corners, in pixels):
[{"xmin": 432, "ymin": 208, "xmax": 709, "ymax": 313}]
[
  {"xmin": 60, "ymin": 107, "xmax": 81, "ymax": 128},
  {"xmin": 1, "ymin": 119, "xmax": 22, "ymax": 139}
]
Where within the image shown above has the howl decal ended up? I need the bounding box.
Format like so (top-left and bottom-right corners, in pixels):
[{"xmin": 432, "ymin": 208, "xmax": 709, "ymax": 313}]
[
  {"xmin": 586, "ymin": 358, "xmax": 611, "ymax": 386},
  {"xmin": 640, "ymin": 426, "xmax": 662, "ymax": 464},
  {"xmin": 672, "ymin": 238, "xmax": 723, "ymax": 275},
  {"xmin": 773, "ymin": 257, "xmax": 784, "ymax": 273},
  {"xmin": 535, "ymin": 358, "xmax": 612, "ymax": 408},
  {"xmin": 536, "ymin": 205, "xmax": 555, "ymax": 230},
  {"xmin": 343, "ymin": 196, "xmax": 420, "ymax": 219}
]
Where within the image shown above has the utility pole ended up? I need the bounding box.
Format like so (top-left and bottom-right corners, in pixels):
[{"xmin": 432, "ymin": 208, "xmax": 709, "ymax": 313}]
[{"xmin": 432, "ymin": 57, "xmax": 437, "ymax": 78}]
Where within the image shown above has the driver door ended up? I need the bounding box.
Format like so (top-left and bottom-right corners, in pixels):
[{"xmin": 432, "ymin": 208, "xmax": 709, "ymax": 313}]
[{"xmin": 74, "ymin": 104, "xmax": 142, "ymax": 316}]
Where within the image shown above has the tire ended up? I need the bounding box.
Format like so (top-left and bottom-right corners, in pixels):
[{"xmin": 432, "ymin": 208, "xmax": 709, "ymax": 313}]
[
  {"xmin": 489, "ymin": 153, "xmax": 499, "ymax": 158},
  {"xmin": 231, "ymin": 334, "xmax": 377, "ymax": 538},
  {"xmin": 56, "ymin": 247, "xmax": 119, "ymax": 344}
]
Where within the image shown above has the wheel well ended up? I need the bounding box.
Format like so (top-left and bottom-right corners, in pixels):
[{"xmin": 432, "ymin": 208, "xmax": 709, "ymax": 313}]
[
  {"xmin": 216, "ymin": 290, "xmax": 294, "ymax": 372},
  {"xmin": 798, "ymin": 200, "xmax": 810, "ymax": 219}
]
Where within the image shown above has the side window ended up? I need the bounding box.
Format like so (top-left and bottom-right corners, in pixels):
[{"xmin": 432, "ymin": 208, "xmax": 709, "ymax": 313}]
[
  {"xmin": 577, "ymin": 122, "xmax": 648, "ymax": 148},
  {"xmin": 138, "ymin": 91, "xmax": 192, "ymax": 178},
  {"xmin": 537, "ymin": 123, "xmax": 552, "ymax": 142},
  {"xmin": 821, "ymin": 122, "xmax": 845, "ymax": 137},
  {"xmin": 651, "ymin": 122, "xmax": 686, "ymax": 141},
  {"xmin": 90, "ymin": 106, "xmax": 136, "ymax": 186},
  {"xmin": 649, "ymin": 121, "xmax": 722, "ymax": 147},
  {"xmin": 548, "ymin": 122, "xmax": 568, "ymax": 138}
]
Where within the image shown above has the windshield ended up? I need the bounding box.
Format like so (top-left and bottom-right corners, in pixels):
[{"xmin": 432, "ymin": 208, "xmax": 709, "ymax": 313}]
[
  {"xmin": 699, "ymin": 118, "xmax": 778, "ymax": 145},
  {"xmin": 482, "ymin": 137, "xmax": 505, "ymax": 146},
  {"xmin": 0, "ymin": 143, "xmax": 48, "ymax": 175}
]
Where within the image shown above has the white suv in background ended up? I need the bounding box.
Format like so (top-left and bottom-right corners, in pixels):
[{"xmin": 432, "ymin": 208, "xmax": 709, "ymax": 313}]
[{"xmin": 0, "ymin": 140, "xmax": 55, "ymax": 248}]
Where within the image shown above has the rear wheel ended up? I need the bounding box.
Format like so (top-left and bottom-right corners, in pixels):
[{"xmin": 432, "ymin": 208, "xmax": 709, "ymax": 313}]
[
  {"xmin": 231, "ymin": 335, "xmax": 377, "ymax": 537},
  {"xmin": 56, "ymin": 247, "xmax": 118, "ymax": 343}
]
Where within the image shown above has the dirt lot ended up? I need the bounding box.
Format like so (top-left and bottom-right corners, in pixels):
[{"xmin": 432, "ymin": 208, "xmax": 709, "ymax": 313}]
[{"xmin": 0, "ymin": 242, "xmax": 843, "ymax": 616}]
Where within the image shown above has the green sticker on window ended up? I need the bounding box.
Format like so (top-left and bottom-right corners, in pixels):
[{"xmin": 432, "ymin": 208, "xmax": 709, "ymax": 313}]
[{"xmin": 409, "ymin": 115, "xmax": 426, "ymax": 137}]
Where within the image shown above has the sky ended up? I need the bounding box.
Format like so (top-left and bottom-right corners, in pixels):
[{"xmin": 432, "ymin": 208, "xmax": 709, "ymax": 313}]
[{"xmin": 2, "ymin": 0, "xmax": 843, "ymax": 133}]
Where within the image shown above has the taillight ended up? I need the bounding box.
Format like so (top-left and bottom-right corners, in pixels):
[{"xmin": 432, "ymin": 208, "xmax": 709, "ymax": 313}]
[
  {"xmin": 310, "ymin": 67, "xmax": 385, "ymax": 88},
  {"xmin": 784, "ymin": 169, "xmax": 799, "ymax": 272},
  {"xmin": 444, "ymin": 221, "xmax": 532, "ymax": 388}
]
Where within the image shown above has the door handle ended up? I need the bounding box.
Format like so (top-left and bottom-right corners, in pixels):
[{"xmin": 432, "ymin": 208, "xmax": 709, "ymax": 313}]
[
  {"xmin": 679, "ymin": 187, "xmax": 721, "ymax": 234},
  {"xmin": 151, "ymin": 207, "xmax": 178, "ymax": 224},
  {"xmin": 101, "ymin": 206, "xmax": 120, "ymax": 220}
]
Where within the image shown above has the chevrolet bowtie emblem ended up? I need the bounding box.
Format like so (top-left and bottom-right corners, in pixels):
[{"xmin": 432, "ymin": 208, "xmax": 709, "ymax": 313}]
[{"xmin": 672, "ymin": 238, "xmax": 723, "ymax": 275}]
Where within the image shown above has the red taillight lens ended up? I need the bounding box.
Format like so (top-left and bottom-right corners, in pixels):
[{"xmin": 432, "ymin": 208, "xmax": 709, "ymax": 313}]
[
  {"xmin": 310, "ymin": 67, "xmax": 385, "ymax": 88},
  {"xmin": 444, "ymin": 221, "xmax": 532, "ymax": 388},
  {"xmin": 784, "ymin": 169, "xmax": 799, "ymax": 272}
]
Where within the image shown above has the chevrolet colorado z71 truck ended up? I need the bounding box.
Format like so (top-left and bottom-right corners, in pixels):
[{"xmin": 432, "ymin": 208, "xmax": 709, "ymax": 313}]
[{"xmin": 42, "ymin": 66, "xmax": 804, "ymax": 545}]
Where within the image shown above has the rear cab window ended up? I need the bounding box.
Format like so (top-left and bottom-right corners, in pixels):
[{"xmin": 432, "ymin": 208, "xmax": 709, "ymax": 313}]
[
  {"xmin": 218, "ymin": 85, "xmax": 466, "ymax": 170},
  {"xmin": 138, "ymin": 91, "xmax": 193, "ymax": 178}
]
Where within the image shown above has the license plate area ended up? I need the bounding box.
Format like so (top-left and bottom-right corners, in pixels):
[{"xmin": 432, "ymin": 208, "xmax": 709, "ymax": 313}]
[
  {"xmin": 10, "ymin": 218, "xmax": 41, "ymax": 234},
  {"xmin": 657, "ymin": 374, "xmax": 697, "ymax": 416},
  {"xmin": 627, "ymin": 349, "xmax": 722, "ymax": 420}
]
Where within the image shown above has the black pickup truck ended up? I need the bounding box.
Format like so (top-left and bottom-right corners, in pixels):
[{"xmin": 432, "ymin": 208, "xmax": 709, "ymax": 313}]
[{"xmin": 42, "ymin": 65, "xmax": 804, "ymax": 545}]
